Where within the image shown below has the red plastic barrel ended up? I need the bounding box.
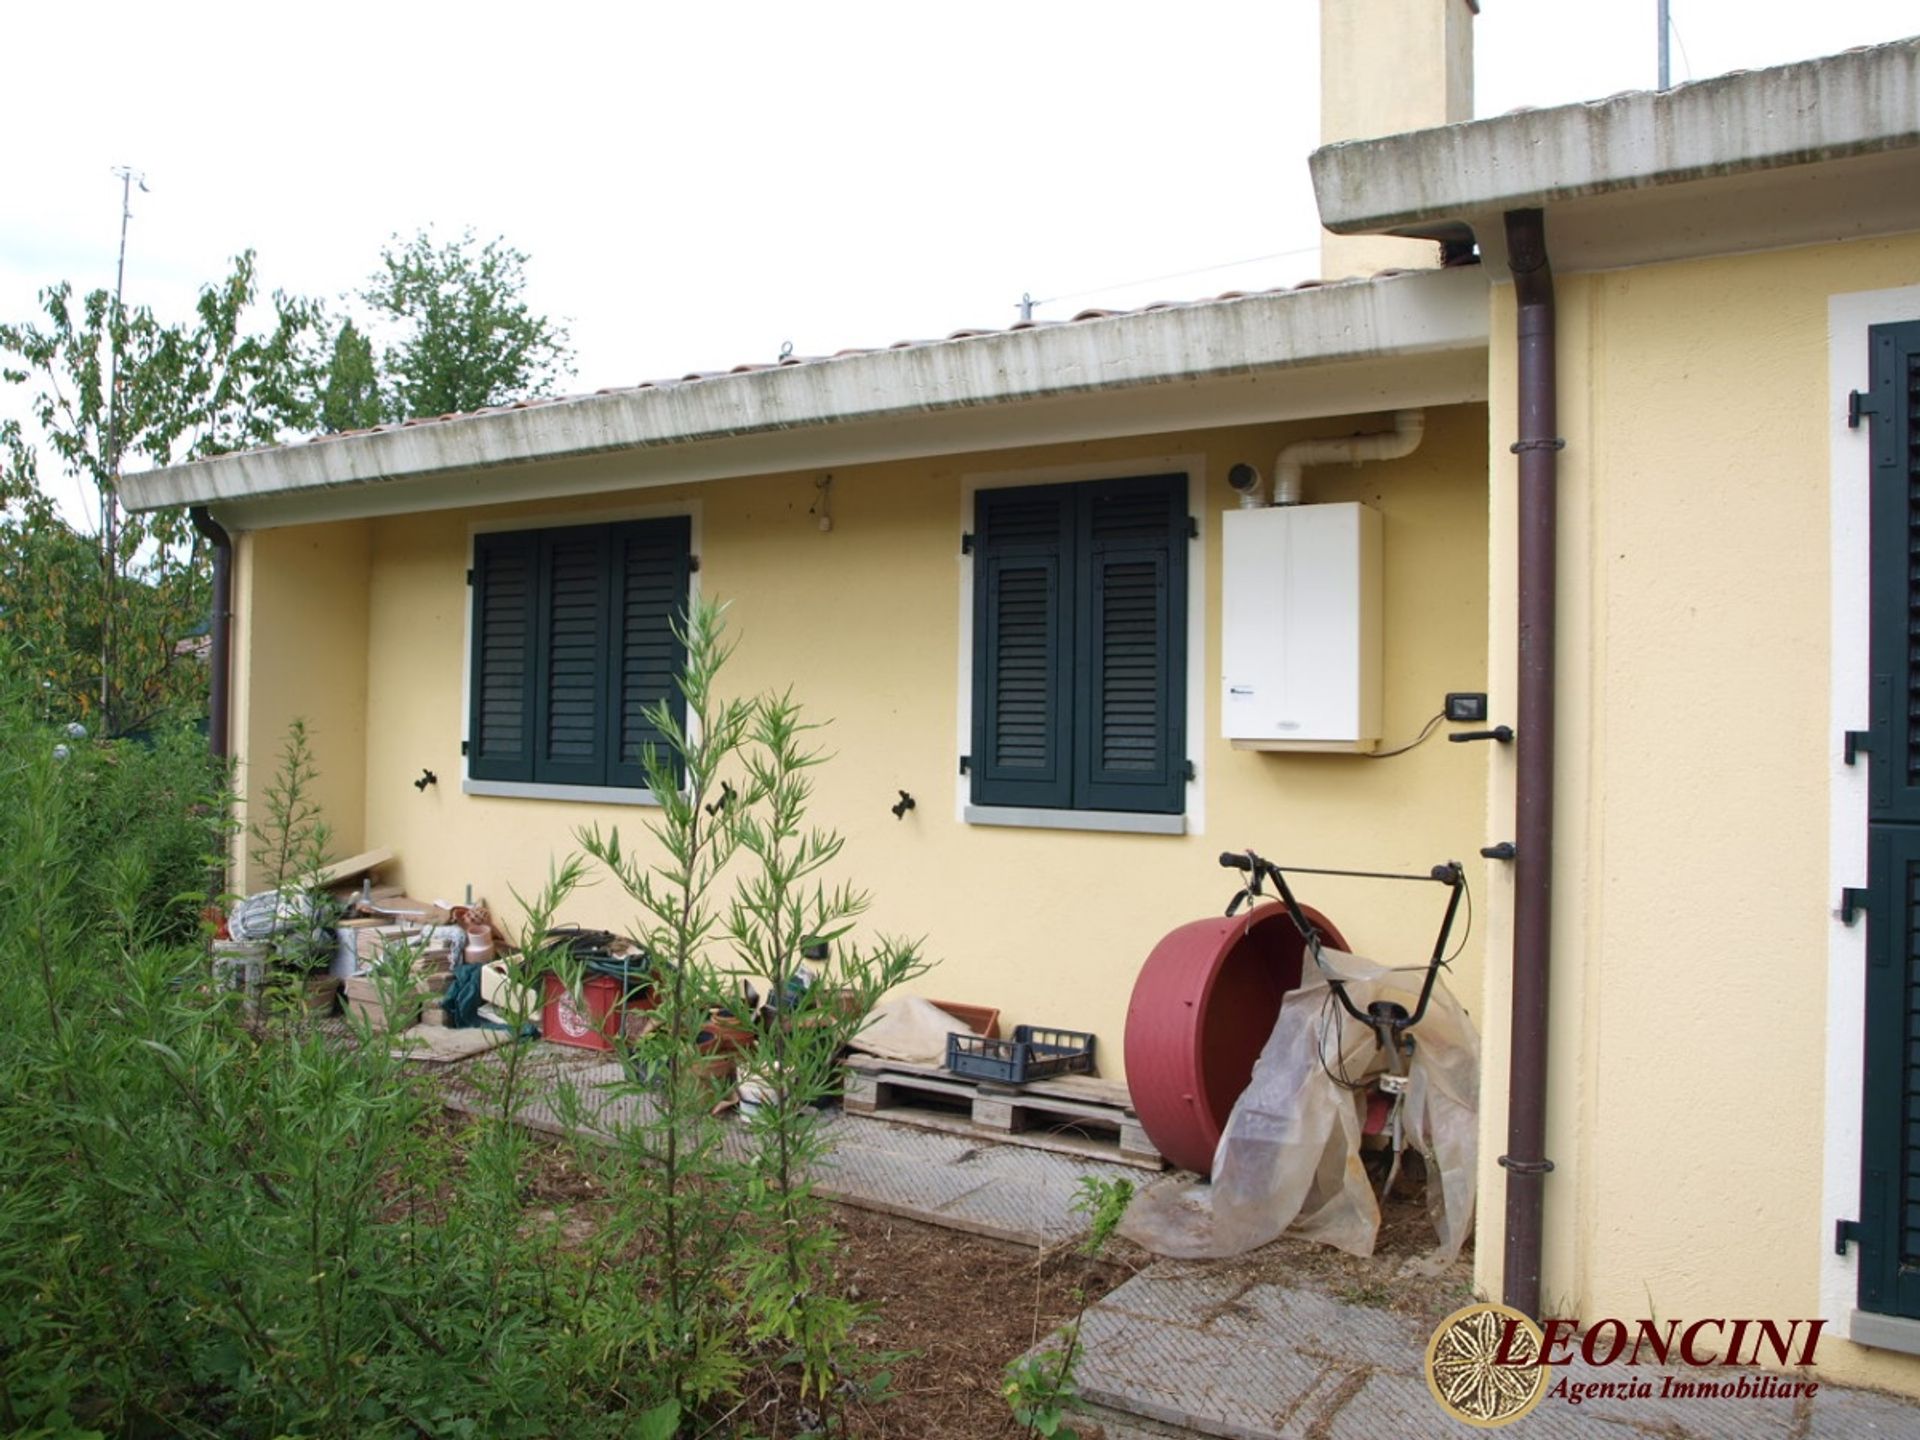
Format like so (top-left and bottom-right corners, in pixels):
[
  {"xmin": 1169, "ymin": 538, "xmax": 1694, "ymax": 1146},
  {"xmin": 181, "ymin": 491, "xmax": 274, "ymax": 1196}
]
[{"xmin": 1124, "ymin": 903, "xmax": 1349, "ymax": 1175}]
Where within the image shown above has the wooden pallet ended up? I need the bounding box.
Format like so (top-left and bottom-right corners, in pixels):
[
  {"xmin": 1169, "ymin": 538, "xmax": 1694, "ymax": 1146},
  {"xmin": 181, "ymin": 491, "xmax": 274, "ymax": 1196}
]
[{"xmin": 841, "ymin": 1053, "xmax": 1163, "ymax": 1170}]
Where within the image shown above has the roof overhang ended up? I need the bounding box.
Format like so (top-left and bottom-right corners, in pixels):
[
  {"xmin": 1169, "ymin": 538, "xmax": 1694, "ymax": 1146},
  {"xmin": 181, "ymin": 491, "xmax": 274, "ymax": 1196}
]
[
  {"xmin": 1311, "ymin": 37, "xmax": 1920, "ymax": 273},
  {"xmin": 123, "ymin": 266, "xmax": 1490, "ymax": 529}
]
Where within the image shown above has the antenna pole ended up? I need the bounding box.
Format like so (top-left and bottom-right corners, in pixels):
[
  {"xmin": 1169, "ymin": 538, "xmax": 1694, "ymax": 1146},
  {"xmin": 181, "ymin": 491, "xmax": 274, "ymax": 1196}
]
[
  {"xmin": 102, "ymin": 165, "xmax": 142, "ymax": 732},
  {"xmin": 1657, "ymin": 0, "xmax": 1671, "ymax": 90}
]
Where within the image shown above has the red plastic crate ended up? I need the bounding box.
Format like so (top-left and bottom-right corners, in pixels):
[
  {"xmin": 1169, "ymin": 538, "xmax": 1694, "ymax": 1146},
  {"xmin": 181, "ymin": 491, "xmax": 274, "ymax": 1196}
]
[{"xmin": 542, "ymin": 971, "xmax": 653, "ymax": 1051}]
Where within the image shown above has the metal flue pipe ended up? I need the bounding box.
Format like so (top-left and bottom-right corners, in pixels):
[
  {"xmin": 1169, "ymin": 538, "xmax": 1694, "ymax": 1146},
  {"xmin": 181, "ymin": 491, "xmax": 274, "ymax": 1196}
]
[{"xmin": 1501, "ymin": 207, "xmax": 1558, "ymax": 1320}]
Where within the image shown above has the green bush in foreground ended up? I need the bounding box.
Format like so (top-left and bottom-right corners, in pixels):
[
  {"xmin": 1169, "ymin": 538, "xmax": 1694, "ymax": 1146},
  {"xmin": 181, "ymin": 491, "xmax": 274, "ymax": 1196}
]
[{"xmin": 0, "ymin": 605, "xmax": 931, "ymax": 1438}]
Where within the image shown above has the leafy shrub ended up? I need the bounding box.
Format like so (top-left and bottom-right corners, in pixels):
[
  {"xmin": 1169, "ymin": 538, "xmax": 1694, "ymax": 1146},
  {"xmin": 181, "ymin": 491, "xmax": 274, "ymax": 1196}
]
[{"xmin": 0, "ymin": 605, "xmax": 933, "ymax": 1438}]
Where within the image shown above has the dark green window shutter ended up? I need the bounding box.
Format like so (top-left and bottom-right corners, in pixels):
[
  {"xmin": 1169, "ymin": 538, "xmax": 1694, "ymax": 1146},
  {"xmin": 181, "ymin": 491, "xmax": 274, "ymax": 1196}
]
[
  {"xmin": 972, "ymin": 486, "xmax": 1074, "ymax": 809},
  {"xmin": 1868, "ymin": 321, "xmax": 1920, "ymax": 825},
  {"xmin": 1859, "ymin": 826, "xmax": 1920, "ymax": 1319},
  {"xmin": 532, "ymin": 525, "xmax": 613, "ymax": 786},
  {"xmin": 607, "ymin": 516, "xmax": 692, "ymax": 791},
  {"xmin": 1863, "ymin": 320, "xmax": 1920, "ymax": 1319},
  {"xmin": 468, "ymin": 530, "xmax": 538, "ymax": 782},
  {"xmin": 1074, "ymin": 475, "xmax": 1187, "ymax": 814}
]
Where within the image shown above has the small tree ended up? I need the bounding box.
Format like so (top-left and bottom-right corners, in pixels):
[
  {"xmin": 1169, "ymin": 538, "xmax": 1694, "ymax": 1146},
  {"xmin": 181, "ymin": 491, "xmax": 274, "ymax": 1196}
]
[
  {"xmin": 362, "ymin": 228, "xmax": 572, "ymax": 420},
  {"xmin": 317, "ymin": 319, "xmax": 382, "ymax": 433},
  {"xmin": 0, "ymin": 251, "xmax": 324, "ymax": 734}
]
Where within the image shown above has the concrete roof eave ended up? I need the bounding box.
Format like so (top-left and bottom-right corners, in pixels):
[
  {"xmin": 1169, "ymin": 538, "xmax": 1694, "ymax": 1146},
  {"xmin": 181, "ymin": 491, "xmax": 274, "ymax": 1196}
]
[
  {"xmin": 121, "ymin": 266, "xmax": 1490, "ymax": 519},
  {"xmin": 1310, "ymin": 37, "xmax": 1920, "ymax": 264}
]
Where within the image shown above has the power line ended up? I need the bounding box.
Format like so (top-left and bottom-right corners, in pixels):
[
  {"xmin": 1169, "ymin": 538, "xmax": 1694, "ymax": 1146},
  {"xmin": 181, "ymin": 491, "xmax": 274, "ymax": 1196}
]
[{"xmin": 1022, "ymin": 243, "xmax": 1323, "ymax": 316}]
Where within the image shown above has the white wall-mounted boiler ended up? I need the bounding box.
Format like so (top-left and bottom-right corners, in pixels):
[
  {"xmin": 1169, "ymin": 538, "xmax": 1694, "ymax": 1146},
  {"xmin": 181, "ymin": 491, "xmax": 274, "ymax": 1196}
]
[{"xmin": 1220, "ymin": 502, "xmax": 1382, "ymax": 751}]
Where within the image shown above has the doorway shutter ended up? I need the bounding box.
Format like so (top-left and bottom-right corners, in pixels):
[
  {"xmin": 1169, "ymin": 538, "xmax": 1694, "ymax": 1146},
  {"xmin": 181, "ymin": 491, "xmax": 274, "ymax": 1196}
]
[{"xmin": 1861, "ymin": 318, "xmax": 1920, "ymax": 1320}]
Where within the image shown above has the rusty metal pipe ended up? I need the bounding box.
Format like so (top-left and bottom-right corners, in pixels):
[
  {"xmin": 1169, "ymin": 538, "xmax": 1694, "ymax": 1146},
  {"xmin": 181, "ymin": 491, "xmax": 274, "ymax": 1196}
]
[
  {"xmin": 189, "ymin": 505, "xmax": 232, "ymax": 761},
  {"xmin": 1501, "ymin": 207, "xmax": 1557, "ymax": 1320}
]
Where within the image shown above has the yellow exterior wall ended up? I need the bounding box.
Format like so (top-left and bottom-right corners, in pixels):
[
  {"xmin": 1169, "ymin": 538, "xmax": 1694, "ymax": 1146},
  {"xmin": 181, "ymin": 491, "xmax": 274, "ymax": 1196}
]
[
  {"xmin": 1480, "ymin": 233, "xmax": 1920, "ymax": 1393},
  {"xmin": 230, "ymin": 519, "xmax": 370, "ymax": 888},
  {"xmin": 290, "ymin": 405, "xmax": 1494, "ymax": 1077}
]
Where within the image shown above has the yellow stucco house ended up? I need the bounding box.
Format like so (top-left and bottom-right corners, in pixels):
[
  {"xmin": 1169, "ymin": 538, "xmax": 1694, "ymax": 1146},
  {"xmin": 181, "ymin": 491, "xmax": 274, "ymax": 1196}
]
[{"xmin": 125, "ymin": 1, "xmax": 1920, "ymax": 1396}]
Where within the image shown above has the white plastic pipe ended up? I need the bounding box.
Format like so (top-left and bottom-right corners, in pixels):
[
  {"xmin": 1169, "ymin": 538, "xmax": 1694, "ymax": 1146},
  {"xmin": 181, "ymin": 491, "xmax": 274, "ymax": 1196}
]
[{"xmin": 1271, "ymin": 408, "xmax": 1425, "ymax": 506}]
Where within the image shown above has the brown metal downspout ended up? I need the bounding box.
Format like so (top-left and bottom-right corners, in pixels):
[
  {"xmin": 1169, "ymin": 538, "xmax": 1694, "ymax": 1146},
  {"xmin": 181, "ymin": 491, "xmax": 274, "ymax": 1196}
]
[
  {"xmin": 189, "ymin": 506, "xmax": 232, "ymax": 761},
  {"xmin": 1501, "ymin": 207, "xmax": 1557, "ymax": 1320}
]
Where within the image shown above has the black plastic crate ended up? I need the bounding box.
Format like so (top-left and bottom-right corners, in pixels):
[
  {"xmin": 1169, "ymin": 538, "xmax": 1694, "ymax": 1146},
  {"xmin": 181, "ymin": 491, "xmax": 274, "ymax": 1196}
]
[{"xmin": 946, "ymin": 1025, "xmax": 1096, "ymax": 1085}]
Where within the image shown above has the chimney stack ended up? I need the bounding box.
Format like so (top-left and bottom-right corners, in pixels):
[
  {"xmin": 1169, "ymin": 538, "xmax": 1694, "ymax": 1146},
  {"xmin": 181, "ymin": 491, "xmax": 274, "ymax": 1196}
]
[{"xmin": 1318, "ymin": 0, "xmax": 1476, "ymax": 278}]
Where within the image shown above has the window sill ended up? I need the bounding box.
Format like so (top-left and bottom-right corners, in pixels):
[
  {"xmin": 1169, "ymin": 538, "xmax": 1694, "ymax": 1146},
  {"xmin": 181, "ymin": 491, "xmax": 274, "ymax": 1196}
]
[
  {"xmin": 1851, "ymin": 1310, "xmax": 1920, "ymax": 1357},
  {"xmin": 464, "ymin": 779, "xmax": 663, "ymax": 807},
  {"xmin": 963, "ymin": 805, "xmax": 1185, "ymax": 836}
]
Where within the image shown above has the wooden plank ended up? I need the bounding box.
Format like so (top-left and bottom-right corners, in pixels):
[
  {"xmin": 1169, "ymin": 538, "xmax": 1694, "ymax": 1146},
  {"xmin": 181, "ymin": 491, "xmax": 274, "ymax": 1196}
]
[{"xmin": 315, "ymin": 847, "xmax": 396, "ymax": 888}]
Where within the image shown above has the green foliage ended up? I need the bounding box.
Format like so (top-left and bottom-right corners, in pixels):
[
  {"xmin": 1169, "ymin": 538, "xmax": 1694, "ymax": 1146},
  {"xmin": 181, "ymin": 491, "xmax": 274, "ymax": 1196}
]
[
  {"xmin": 0, "ymin": 251, "xmax": 325, "ymax": 734},
  {"xmin": 553, "ymin": 597, "xmax": 931, "ymax": 1427},
  {"xmin": 1004, "ymin": 1177, "xmax": 1135, "ymax": 1439},
  {"xmin": 318, "ymin": 319, "xmax": 382, "ymax": 433},
  {"xmin": 362, "ymin": 227, "xmax": 572, "ymax": 421},
  {"xmin": 242, "ymin": 717, "xmax": 340, "ymax": 969},
  {"xmin": 0, "ymin": 608, "xmax": 936, "ymax": 1437}
]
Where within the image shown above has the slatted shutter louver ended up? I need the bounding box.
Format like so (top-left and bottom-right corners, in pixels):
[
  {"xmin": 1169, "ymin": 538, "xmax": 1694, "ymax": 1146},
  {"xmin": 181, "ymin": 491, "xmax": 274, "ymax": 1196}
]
[
  {"xmin": 468, "ymin": 530, "xmax": 538, "ymax": 781},
  {"xmin": 1861, "ymin": 320, "xmax": 1920, "ymax": 1319},
  {"xmin": 534, "ymin": 527, "xmax": 613, "ymax": 785},
  {"xmin": 609, "ymin": 517, "xmax": 692, "ymax": 790},
  {"xmin": 973, "ymin": 488, "xmax": 1074, "ymax": 809},
  {"xmin": 1076, "ymin": 478, "xmax": 1185, "ymax": 813}
]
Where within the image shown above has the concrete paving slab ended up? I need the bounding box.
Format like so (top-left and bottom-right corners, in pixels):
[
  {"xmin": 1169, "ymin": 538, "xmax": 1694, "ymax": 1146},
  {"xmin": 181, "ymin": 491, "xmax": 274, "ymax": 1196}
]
[
  {"xmin": 1325, "ymin": 1370, "xmax": 1603, "ymax": 1440},
  {"xmin": 813, "ymin": 1111, "xmax": 1138, "ymax": 1246},
  {"xmin": 1546, "ymin": 1357, "xmax": 1798, "ymax": 1439},
  {"xmin": 1071, "ymin": 1297, "xmax": 1344, "ymax": 1439},
  {"xmin": 1805, "ymin": 1382, "xmax": 1920, "ymax": 1437},
  {"xmin": 1078, "ymin": 1400, "xmax": 1214, "ymax": 1439}
]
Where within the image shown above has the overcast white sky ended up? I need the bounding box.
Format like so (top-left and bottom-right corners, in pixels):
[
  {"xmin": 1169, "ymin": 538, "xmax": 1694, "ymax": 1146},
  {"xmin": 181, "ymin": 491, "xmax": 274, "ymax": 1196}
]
[{"xmin": 3, "ymin": 1, "xmax": 1916, "ymax": 425}]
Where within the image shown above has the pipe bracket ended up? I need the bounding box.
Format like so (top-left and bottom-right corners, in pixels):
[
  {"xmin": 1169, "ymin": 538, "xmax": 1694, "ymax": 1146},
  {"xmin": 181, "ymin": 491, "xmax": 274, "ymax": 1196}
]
[
  {"xmin": 1497, "ymin": 1154, "xmax": 1555, "ymax": 1175},
  {"xmin": 1509, "ymin": 438, "xmax": 1566, "ymax": 454}
]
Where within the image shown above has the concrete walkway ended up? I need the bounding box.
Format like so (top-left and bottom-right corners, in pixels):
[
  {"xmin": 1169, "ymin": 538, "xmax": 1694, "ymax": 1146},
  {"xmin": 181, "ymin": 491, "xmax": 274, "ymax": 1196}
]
[
  {"xmin": 1043, "ymin": 1265, "xmax": 1920, "ymax": 1439},
  {"xmin": 431, "ymin": 1039, "xmax": 1920, "ymax": 1439}
]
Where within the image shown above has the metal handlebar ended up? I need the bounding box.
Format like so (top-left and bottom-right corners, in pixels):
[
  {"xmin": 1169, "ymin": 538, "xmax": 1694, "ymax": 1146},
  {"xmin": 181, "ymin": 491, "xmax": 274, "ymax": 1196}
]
[{"xmin": 1220, "ymin": 847, "xmax": 1466, "ymax": 1047}]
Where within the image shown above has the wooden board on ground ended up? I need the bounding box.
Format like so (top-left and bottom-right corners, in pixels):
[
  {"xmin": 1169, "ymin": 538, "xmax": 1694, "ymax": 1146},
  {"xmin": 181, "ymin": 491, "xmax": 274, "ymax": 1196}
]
[
  {"xmin": 841, "ymin": 1053, "xmax": 1162, "ymax": 1170},
  {"xmin": 315, "ymin": 847, "xmax": 395, "ymax": 888},
  {"xmin": 390, "ymin": 1026, "xmax": 515, "ymax": 1065}
]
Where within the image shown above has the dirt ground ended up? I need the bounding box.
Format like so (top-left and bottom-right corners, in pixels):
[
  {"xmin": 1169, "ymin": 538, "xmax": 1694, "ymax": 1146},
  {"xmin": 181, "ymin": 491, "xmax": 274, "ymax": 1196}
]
[{"xmin": 503, "ymin": 1123, "xmax": 1471, "ymax": 1439}]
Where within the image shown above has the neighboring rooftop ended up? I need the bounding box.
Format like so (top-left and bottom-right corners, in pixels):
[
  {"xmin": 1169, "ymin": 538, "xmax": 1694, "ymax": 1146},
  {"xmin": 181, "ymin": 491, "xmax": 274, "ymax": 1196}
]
[{"xmin": 1312, "ymin": 36, "xmax": 1920, "ymax": 271}]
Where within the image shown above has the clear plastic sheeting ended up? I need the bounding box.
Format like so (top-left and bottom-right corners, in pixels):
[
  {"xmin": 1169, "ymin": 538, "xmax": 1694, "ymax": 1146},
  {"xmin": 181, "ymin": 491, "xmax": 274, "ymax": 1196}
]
[{"xmin": 1121, "ymin": 948, "xmax": 1479, "ymax": 1266}]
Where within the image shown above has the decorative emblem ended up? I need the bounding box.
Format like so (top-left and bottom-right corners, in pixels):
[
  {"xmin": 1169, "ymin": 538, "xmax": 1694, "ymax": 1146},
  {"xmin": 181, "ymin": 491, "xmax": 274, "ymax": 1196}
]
[{"xmin": 1425, "ymin": 1302, "xmax": 1551, "ymax": 1428}]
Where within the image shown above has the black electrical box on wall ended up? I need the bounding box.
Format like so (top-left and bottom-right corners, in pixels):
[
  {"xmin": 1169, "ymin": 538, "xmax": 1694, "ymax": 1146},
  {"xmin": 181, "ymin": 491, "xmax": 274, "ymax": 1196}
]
[{"xmin": 1446, "ymin": 692, "xmax": 1489, "ymax": 723}]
